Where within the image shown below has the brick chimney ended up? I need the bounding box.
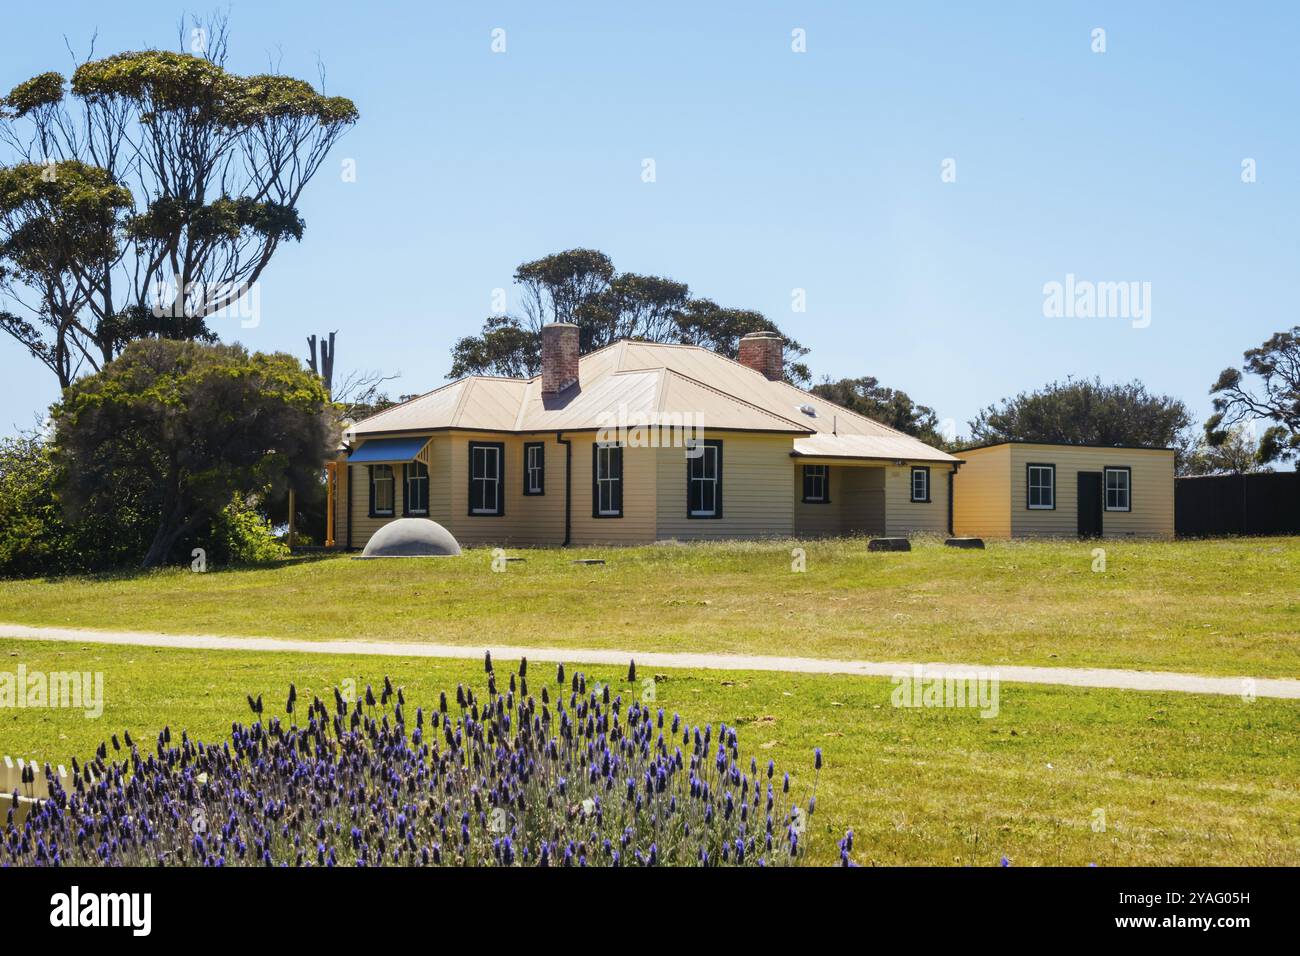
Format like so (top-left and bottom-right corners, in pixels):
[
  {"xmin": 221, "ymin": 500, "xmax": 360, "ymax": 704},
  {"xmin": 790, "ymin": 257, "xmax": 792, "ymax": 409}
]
[
  {"xmin": 737, "ymin": 331, "xmax": 784, "ymax": 381},
  {"xmin": 541, "ymin": 322, "xmax": 580, "ymax": 394}
]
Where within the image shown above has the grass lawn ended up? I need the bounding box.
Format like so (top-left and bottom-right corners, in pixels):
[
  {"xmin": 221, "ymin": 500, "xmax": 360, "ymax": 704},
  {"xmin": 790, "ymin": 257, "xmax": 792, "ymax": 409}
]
[
  {"xmin": 1, "ymin": 638, "xmax": 1296, "ymax": 866},
  {"xmin": 0, "ymin": 536, "xmax": 1296, "ymax": 677}
]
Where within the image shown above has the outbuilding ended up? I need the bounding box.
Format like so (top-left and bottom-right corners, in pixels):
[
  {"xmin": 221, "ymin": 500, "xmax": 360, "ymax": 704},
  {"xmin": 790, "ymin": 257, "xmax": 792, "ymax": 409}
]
[{"xmin": 952, "ymin": 441, "xmax": 1175, "ymax": 538}]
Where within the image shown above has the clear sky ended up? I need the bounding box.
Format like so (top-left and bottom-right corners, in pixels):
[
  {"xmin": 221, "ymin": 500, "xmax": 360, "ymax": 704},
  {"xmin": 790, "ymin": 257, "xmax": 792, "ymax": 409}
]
[{"xmin": 2, "ymin": 1, "xmax": 1297, "ymax": 442}]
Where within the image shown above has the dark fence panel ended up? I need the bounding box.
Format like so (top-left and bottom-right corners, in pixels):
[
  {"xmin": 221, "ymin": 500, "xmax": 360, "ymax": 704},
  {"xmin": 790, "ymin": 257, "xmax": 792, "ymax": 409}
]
[{"xmin": 1175, "ymin": 472, "xmax": 1300, "ymax": 536}]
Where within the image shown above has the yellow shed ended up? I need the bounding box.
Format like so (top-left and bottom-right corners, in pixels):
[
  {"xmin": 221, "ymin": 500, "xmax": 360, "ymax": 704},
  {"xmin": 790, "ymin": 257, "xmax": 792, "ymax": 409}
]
[{"xmin": 953, "ymin": 441, "xmax": 1175, "ymax": 539}]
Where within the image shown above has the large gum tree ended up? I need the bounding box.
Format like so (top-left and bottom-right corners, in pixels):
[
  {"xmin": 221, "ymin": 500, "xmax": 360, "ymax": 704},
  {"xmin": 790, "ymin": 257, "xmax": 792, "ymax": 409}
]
[{"xmin": 0, "ymin": 21, "xmax": 357, "ymax": 388}]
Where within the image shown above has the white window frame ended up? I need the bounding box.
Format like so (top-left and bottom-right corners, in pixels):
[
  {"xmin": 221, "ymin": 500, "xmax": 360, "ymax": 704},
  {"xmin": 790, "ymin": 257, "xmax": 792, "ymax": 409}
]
[
  {"xmin": 470, "ymin": 443, "xmax": 502, "ymax": 515},
  {"xmin": 803, "ymin": 464, "xmax": 828, "ymax": 503},
  {"xmin": 1104, "ymin": 467, "xmax": 1131, "ymax": 512},
  {"xmin": 371, "ymin": 464, "xmax": 395, "ymax": 517},
  {"xmin": 404, "ymin": 461, "xmax": 429, "ymax": 516},
  {"xmin": 1027, "ymin": 464, "xmax": 1055, "ymax": 510},
  {"xmin": 688, "ymin": 442, "xmax": 720, "ymax": 517},
  {"xmin": 595, "ymin": 444, "xmax": 621, "ymax": 516},
  {"xmin": 910, "ymin": 466, "xmax": 930, "ymax": 503},
  {"xmin": 525, "ymin": 444, "xmax": 544, "ymax": 495}
]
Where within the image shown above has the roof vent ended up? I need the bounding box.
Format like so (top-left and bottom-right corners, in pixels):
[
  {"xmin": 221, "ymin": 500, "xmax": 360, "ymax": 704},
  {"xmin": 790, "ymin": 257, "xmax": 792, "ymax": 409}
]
[{"xmin": 798, "ymin": 403, "xmax": 817, "ymax": 417}]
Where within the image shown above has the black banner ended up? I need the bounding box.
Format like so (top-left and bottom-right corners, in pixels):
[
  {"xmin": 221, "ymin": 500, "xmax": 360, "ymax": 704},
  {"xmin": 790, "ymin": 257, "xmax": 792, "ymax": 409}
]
[{"xmin": 0, "ymin": 866, "xmax": 1280, "ymax": 941}]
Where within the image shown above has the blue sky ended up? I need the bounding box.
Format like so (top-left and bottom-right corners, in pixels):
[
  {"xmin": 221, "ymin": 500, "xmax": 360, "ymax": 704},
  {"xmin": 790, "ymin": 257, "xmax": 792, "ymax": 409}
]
[{"xmin": 2, "ymin": 1, "xmax": 1297, "ymax": 441}]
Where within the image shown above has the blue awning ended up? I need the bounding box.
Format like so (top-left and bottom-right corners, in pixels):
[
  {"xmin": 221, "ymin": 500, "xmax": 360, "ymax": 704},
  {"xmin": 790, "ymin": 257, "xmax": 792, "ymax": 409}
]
[{"xmin": 347, "ymin": 437, "xmax": 429, "ymax": 464}]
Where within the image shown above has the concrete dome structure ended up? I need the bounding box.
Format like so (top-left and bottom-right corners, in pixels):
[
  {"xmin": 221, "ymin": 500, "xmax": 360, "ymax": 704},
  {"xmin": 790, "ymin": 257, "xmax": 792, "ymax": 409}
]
[{"xmin": 356, "ymin": 518, "xmax": 462, "ymax": 558}]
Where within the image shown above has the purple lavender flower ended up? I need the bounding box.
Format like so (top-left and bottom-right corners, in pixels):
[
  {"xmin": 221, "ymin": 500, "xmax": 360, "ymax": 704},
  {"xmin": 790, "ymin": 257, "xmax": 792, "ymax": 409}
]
[{"xmin": 2, "ymin": 667, "xmax": 838, "ymax": 869}]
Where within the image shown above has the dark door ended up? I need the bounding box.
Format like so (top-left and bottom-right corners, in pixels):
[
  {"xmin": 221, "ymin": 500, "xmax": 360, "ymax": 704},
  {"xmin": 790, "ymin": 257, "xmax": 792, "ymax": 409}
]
[{"xmin": 1077, "ymin": 472, "xmax": 1103, "ymax": 537}]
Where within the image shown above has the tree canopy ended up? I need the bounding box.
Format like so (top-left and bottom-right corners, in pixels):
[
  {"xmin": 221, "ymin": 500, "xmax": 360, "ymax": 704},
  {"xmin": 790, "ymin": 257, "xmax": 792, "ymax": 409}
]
[
  {"xmin": 810, "ymin": 376, "xmax": 948, "ymax": 447},
  {"xmin": 0, "ymin": 17, "xmax": 357, "ymax": 387},
  {"xmin": 51, "ymin": 339, "xmax": 335, "ymax": 568},
  {"xmin": 967, "ymin": 377, "xmax": 1193, "ymax": 457},
  {"xmin": 450, "ymin": 248, "xmax": 811, "ymax": 385},
  {"xmin": 1206, "ymin": 326, "xmax": 1300, "ymax": 466},
  {"xmin": 1183, "ymin": 426, "xmax": 1271, "ymax": 476}
]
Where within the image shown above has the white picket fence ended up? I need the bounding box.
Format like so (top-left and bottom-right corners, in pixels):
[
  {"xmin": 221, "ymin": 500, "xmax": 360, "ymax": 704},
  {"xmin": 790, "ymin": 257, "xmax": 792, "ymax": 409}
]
[{"xmin": 1, "ymin": 754, "xmax": 72, "ymax": 825}]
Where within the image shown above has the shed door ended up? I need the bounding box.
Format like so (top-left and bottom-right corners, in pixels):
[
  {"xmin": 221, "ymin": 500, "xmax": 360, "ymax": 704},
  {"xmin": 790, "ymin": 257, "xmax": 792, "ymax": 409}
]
[{"xmin": 1077, "ymin": 471, "xmax": 1103, "ymax": 537}]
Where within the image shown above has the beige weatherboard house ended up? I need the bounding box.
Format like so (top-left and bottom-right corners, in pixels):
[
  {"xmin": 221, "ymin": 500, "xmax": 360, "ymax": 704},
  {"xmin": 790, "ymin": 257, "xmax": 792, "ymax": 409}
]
[
  {"xmin": 327, "ymin": 325, "xmax": 961, "ymax": 549},
  {"xmin": 953, "ymin": 441, "xmax": 1175, "ymax": 538}
]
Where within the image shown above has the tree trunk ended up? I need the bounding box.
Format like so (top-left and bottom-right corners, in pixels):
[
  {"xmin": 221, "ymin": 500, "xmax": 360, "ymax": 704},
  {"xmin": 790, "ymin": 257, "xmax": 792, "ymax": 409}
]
[
  {"xmin": 141, "ymin": 476, "xmax": 185, "ymax": 569},
  {"xmin": 141, "ymin": 511, "xmax": 182, "ymax": 569}
]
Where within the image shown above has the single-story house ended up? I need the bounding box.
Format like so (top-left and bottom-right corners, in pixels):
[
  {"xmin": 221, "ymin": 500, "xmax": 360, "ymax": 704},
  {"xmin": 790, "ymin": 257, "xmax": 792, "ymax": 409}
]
[
  {"xmin": 952, "ymin": 441, "xmax": 1175, "ymax": 538},
  {"xmin": 327, "ymin": 325, "xmax": 962, "ymax": 548}
]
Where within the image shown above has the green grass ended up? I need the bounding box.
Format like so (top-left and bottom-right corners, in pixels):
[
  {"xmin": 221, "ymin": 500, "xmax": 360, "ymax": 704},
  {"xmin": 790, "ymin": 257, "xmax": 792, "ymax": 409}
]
[
  {"xmin": 1, "ymin": 536, "xmax": 1297, "ymax": 677},
  {"xmin": 2, "ymin": 638, "xmax": 1296, "ymax": 866}
]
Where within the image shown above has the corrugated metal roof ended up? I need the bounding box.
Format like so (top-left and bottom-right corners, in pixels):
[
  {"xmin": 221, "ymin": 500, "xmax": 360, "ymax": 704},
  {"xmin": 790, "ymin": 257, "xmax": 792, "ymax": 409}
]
[
  {"xmin": 792, "ymin": 433, "xmax": 961, "ymax": 464},
  {"xmin": 347, "ymin": 341, "xmax": 956, "ymax": 461}
]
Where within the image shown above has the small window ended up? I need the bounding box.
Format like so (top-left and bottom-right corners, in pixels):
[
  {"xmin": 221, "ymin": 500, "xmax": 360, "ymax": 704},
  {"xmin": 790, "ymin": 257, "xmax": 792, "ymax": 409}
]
[
  {"xmin": 910, "ymin": 466, "xmax": 931, "ymax": 503},
  {"xmin": 1027, "ymin": 463, "xmax": 1055, "ymax": 510},
  {"xmin": 1104, "ymin": 467, "xmax": 1131, "ymax": 512},
  {"xmin": 687, "ymin": 440, "xmax": 723, "ymax": 518},
  {"xmin": 524, "ymin": 442, "xmax": 545, "ymax": 496},
  {"xmin": 369, "ymin": 464, "xmax": 395, "ymax": 517},
  {"xmin": 468, "ymin": 442, "xmax": 504, "ymax": 516},
  {"xmin": 404, "ymin": 461, "xmax": 429, "ymax": 515},
  {"xmin": 802, "ymin": 464, "xmax": 829, "ymax": 503},
  {"xmin": 593, "ymin": 443, "xmax": 623, "ymax": 517}
]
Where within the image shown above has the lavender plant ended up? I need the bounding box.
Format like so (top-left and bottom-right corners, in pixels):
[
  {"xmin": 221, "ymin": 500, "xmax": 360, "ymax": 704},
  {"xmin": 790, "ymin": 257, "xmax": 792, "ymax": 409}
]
[{"xmin": 4, "ymin": 657, "xmax": 853, "ymax": 867}]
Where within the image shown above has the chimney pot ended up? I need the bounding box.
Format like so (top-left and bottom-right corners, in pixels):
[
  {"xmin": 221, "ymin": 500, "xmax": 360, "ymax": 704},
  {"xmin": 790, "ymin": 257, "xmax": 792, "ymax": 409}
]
[
  {"xmin": 541, "ymin": 323, "xmax": 580, "ymax": 394},
  {"xmin": 737, "ymin": 331, "xmax": 784, "ymax": 381}
]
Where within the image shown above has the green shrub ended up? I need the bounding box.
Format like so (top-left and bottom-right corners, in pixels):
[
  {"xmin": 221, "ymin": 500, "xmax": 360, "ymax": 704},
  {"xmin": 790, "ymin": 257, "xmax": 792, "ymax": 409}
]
[
  {"xmin": 204, "ymin": 496, "xmax": 290, "ymax": 566},
  {"xmin": 0, "ymin": 437, "xmax": 289, "ymax": 578},
  {"xmin": 0, "ymin": 435, "xmax": 154, "ymax": 577}
]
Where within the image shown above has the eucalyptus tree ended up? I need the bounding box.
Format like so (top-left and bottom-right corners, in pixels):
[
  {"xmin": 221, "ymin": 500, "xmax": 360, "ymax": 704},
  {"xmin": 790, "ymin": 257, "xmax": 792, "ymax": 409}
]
[
  {"xmin": 450, "ymin": 248, "xmax": 811, "ymax": 384},
  {"xmin": 0, "ymin": 20, "xmax": 357, "ymax": 388},
  {"xmin": 969, "ymin": 377, "xmax": 1194, "ymax": 459},
  {"xmin": 1207, "ymin": 327, "xmax": 1300, "ymax": 466}
]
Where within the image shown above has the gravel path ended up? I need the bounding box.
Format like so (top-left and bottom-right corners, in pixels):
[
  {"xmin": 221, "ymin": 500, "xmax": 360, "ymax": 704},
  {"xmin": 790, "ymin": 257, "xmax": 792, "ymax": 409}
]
[{"xmin": 1, "ymin": 622, "xmax": 1296, "ymax": 699}]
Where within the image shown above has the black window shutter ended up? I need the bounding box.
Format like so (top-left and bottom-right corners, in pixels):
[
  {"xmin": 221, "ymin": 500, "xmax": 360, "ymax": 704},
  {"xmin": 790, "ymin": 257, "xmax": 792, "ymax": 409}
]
[
  {"xmin": 687, "ymin": 451, "xmax": 702, "ymax": 513},
  {"xmin": 469, "ymin": 451, "xmax": 482, "ymax": 513},
  {"xmin": 714, "ymin": 442, "xmax": 723, "ymax": 516},
  {"xmin": 368, "ymin": 465, "xmax": 375, "ymax": 515},
  {"xmin": 613, "ymin": 446, "xmax": 623, "ymax": 514}
]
